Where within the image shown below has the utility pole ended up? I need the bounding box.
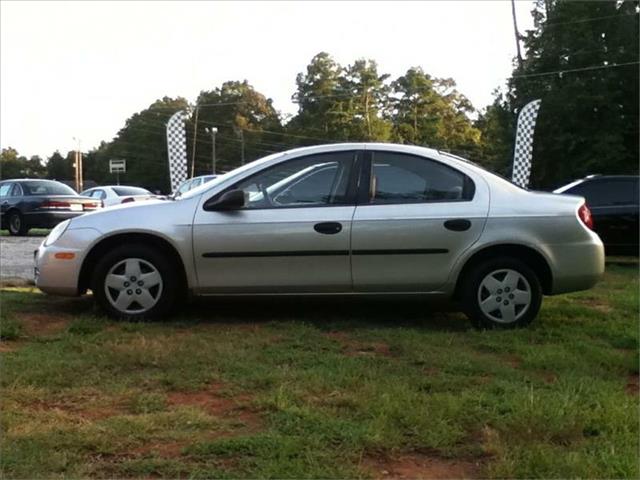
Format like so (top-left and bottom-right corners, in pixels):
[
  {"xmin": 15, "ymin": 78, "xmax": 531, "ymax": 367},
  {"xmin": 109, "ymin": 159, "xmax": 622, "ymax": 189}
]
[
  {"xmin": 239, "ymin": 128, "xmax": 245, "ymax": 165},
  {"xmin": 191, "ymin": 105, "xmax": 199, "ymax": 178},
  {"xmin": 73, "ymin": 137, "xmax": 83, "ymax": 192},
  {"xmin": 511, "ymin": 0, "xmax": 523, "ymax": 69},
  {"xmin": 205, "ymin": 127, "xmax": 218, "ymax": 174}
]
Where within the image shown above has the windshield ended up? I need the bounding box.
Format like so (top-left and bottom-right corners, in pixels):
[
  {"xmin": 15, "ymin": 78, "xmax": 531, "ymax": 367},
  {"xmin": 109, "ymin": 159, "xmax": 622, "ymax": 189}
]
[
  {"xmin": 113, "ymin": 186, "xmax": 150, "ymax": 196},
  {"xmin": 179, "ymin": 151, "xmax": 286, "ymax": 200},
  {"xmin": 23, "ymin": 181, "xmax": 77, "ymax": 196}
]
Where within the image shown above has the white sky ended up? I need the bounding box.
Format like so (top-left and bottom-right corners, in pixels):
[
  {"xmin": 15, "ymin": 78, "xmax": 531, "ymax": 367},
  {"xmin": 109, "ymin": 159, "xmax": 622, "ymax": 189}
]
[{"xmin": 1, "ymin": 0, "xmax": 535, "ymax": 159}]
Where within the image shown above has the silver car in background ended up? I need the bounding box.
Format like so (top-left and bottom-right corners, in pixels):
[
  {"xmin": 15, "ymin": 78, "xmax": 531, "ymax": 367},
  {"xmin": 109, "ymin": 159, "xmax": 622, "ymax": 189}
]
[{"xmin": 34, "ymin": 143, "xmax": 604, "ymax": 328}]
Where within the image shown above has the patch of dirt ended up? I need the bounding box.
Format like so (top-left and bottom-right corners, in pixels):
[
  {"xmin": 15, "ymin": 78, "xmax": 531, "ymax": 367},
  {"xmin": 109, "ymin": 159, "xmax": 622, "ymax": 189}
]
[
  {"xmin": 539, "ymin": 370, "xmax": 558, "ymax": 384},
  {"xmin": 626, "ymin": 374, "xmax": 639, "ymax": 396},
  {"xmin": 363, "ymin": 452, "xmax": 481, "ymax": 479},
  {"xmin": 324, "ymin": 331, "xmax": 394, "ymax": 358},
  {"xmin": 167, "ymin": 382, "xmax": 262, "ymax": 432},
  {"xmin": 502, "ymin": 354, "xmax": 522, "ymax": 368},
  {"xmin": 18, "ymin": 312, "xmax": 71, "ymax": 336},
  {"xmin": 0, "ymin": 341, "xmax": 22, "ymax": 352}
]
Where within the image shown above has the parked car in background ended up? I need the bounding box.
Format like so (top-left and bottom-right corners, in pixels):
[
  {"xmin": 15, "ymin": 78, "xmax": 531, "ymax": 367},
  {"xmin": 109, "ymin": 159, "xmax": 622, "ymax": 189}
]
[
  {"xmin": 174, "ymin": 175, "xmax": 218, "ymax": 196},
  {"xmin": 554, "ymin": 175, "xmax": 639, "ymax": 255},
  {"xmin": 0, "ymin": 179, "xmax": 100, "ymax": 236},
  {"xmin": 34, "ymin": 144, "xmax": 604, "ymax": 328},
  {"xmin": 81, "ymin": 185, "xmax": 157, "ymax": 207}
]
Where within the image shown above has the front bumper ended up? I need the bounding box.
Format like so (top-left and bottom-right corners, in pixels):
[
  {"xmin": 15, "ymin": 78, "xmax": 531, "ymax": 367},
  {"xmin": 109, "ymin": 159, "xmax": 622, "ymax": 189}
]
[{"xmin": 34, "ymin": 228, "xmax": 102, "ymax": 296}]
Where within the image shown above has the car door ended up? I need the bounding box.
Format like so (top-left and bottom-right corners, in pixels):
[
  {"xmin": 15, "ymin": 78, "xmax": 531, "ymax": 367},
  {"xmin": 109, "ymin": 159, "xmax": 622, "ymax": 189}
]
[
  {"xmin": 351, "ymin": 150, "xmax": 489, "ymax": 292},
  {"xmin": 192, "ymin": 150, "xmax": 361, "ymax": 293}
]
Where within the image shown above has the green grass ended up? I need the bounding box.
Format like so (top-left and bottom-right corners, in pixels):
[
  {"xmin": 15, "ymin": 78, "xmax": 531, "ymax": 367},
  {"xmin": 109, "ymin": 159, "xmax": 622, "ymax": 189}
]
[{"xmin": 0, "ymin": 262, "xmax": 638, "ymax": 479}]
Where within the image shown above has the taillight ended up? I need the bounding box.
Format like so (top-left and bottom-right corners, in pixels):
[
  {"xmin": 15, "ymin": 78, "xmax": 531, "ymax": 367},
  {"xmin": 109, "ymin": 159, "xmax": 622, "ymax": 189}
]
[
  {"xmin": 40, "ymin": 200, "xmax": 71, "ymax": 210},
  {"xmin": 121, "ymin": 197, "xmax": 135, "ymax": 204},
  {"xmin": 578, "ymin": 203, "xmax": 594, "ymax": 230},
  {"xmin": 83, "ymin": 202, "xmax": 99, "ymax": 210}
]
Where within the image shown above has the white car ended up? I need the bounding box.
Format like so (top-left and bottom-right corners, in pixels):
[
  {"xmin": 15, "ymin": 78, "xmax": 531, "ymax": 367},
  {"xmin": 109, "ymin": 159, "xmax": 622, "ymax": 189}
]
[{"xmin": 81, "ymin": 186, "xmax": 156, "ymax": 207}]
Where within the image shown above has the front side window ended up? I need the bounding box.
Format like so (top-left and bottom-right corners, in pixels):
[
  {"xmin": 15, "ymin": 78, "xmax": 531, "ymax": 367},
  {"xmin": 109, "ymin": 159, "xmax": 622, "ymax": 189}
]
[
  {"xmin": 369, "ymin": 152, "xmax": 471, "ymax": 204},
  {"xmin": 11, "ymin": 183, "xmax": 23, "ymax": 196},
  {"xmin": 232, "ymin": 152, "xmax": 356, "ymax": 209},
  {"xmin": 0, "ymin": 183, "xmax": 12, "ymax": 197}
]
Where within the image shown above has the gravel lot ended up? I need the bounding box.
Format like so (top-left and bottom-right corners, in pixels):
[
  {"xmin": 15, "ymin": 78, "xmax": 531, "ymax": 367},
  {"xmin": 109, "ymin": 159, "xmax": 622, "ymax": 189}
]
[{"xmin": 0, "ymin": 236, "xmax": 43, "ymax": 283}]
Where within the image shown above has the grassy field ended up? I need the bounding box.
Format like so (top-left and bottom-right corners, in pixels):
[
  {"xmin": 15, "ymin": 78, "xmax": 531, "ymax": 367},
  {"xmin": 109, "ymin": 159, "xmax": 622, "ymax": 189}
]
[{"xmin": 0, "ymin": 262, "xmax": 638, "ymax": 479}]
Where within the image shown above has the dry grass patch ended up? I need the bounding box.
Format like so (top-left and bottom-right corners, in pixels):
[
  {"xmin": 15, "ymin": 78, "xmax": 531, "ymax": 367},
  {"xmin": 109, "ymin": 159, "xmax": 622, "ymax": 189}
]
[{"xmin": 362, "ymin": 450, "xmax": 482, "ymax": 479}]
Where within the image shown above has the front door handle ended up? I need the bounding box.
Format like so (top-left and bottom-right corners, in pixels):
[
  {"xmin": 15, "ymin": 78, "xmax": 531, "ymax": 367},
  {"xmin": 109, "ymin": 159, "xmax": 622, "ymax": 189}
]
[
  {"xmin": 314, "ymin": 222, "xmax": 342, "ymax": 235},
  {"xmin": 444, "ymin": 219, "xmax": 471, "ymax": 232}
]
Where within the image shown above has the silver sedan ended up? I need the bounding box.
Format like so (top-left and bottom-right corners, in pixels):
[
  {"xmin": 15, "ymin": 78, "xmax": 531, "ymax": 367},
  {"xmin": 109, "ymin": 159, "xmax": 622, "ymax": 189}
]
[{"xmin": 34, "ymin": 143, "xmax": 604, "ymax": 328}]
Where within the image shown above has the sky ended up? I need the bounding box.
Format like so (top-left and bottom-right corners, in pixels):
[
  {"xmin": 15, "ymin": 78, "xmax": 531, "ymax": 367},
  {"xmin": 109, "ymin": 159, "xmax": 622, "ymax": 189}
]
[{"xmin": 0, "ymin": 0, "xmax": 535, "ymax": 159}]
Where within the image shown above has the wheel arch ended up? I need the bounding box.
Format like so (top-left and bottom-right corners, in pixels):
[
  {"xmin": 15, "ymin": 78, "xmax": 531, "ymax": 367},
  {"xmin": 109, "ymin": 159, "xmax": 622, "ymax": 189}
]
[
  {"xmin": 454, "ymin": 243, "xmax": 553, "ymax": 298},
  {"xmin": 78, "ymin": 232, "xmax": 189, "ymax": 295}
]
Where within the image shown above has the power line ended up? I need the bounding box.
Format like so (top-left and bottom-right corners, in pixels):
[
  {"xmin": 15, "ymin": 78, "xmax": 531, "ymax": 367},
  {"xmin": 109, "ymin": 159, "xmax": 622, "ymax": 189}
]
[
  {"xmin": 541, "ymin": 11, "xmax": 638, "ymax": 28},
  {"xmin": 511, "ymin": 60, "xmax": 639, "ymax": 79}
]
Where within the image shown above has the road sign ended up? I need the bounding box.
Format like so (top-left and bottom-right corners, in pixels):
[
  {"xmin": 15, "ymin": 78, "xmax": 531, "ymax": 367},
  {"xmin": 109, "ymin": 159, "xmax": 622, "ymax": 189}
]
[{"xmin": 109, "ymin": 159, "xmax": 126, "ymax": 174}]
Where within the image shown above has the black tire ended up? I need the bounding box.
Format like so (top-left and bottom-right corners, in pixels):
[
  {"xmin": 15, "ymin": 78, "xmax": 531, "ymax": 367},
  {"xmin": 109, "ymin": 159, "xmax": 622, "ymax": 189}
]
[
  {"xmin": 91, "ymin": 244, "xmax": 179, "ymax": 321},
  {"xmin": 460, "ymin": 257, "xmax": 542, "ymax": 329},
  {"xmin": 8, "ymin": 211, "xmax": 28, "ymax": 236}
]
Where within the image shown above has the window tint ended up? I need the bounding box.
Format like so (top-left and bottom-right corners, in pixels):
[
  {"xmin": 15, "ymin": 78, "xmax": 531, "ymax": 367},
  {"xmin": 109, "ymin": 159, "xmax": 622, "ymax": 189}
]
[
  {"xmin": 22, "ymin": 181, "xmax": 77, "ymax": 196},
  {"xmin": 568, "ymin": 179, "xmax": 638, "ymax": 207},
  {"xmin": 369, "ymin": 152, "xmax": 470, "ymax": 204},
  {"xmin": 0, "ymin": 184, "xmax": 12, "ymax": 197},
  {"xmin": 233, "ymin": 152, "xmax": 355, "ymax": 209},
  {"xmin": 113, "ymin": 186, "xmax": 150, "ymax": 196}
]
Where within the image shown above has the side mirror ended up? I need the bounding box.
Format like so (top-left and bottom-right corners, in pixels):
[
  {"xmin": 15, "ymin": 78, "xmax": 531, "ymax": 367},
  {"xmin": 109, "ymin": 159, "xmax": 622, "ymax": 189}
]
[{"xmin": 203, "ymin": 189, "xmax": 245, "ymax": 211}]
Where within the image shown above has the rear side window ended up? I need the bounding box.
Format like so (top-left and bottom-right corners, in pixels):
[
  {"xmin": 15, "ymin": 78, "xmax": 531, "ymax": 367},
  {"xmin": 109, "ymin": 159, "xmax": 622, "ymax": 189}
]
[
  {"xmin": 569, "ymin": 179, "xmax": 638, "ymax": 207},
  {"xmin": 369, "ymin": 152, "xmax": 473, "ymax": 204},
  {"xmin": 0, "ymin": 184, "xmax": 11, "ymax": 197}
]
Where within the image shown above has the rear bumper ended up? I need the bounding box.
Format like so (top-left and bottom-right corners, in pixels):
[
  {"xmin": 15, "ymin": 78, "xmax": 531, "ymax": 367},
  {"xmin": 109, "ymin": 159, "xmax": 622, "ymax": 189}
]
[
  {"xmin": 548, "ymin": 235, "xmax": 605, "ymax": 295},
  {"xmin": 24, "ymin": 211, "xmax": 86, "ymax": 229}
]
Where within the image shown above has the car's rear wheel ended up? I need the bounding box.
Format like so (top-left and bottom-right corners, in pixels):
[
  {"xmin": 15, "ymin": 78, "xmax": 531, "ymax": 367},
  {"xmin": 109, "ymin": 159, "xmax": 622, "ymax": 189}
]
[
  {"xmin": 8, "ymin": 211, "xmax": 28, "ymax": 236},
  {"xmin": 91, "ymin": 244, "xmax": 178, "ymax": 320},
  {"xmin": 461, "ymin": 257, "xmax": 542, "ymax": 329}
]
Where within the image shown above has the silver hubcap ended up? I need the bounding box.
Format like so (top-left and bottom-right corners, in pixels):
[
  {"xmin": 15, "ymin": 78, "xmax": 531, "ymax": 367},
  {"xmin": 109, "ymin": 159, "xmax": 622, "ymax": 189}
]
[
  {"xmin": 104, "ymin": 258, "xmax": 163, "ymax": 314},
  {"xmin": 477, "ymin": 269, "xmax": 531, "ymax": 324}
]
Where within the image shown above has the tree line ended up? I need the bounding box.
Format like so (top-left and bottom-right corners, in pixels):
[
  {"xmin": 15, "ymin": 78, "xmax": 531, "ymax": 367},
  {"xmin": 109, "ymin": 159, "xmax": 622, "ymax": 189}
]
[{"xmin": 1, "ymin": 0, "xmax": 637, "ymax": 192}]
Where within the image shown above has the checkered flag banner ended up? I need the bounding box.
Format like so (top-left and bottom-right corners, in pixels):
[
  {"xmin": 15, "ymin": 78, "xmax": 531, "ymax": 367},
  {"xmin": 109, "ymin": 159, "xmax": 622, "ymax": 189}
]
[
  {"xmin": 166, "ymin": 111, "xmax": 189, "ymax": 192},
  {"xmin": 511, "ymin": 99, "xmax": 542, "ymax": 188}
]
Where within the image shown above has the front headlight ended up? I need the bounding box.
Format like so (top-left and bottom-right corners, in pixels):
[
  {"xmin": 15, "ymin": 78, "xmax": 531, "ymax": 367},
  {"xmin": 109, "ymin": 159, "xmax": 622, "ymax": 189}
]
[{"xmin": 44, "ymin": 220, "xmax": 71, "ymax": 246}]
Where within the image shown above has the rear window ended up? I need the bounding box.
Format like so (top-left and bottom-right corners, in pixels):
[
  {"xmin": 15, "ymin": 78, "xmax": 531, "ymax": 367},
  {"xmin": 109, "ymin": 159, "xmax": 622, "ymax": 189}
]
[
  {"xmin": 23, "ymin": 181, "xmax": 76, "ymax": 196},
  {"xmin": 112, "ymin": 187, "xmax": 150, "ymax": 196},
  {"xmin": 567, "ymin": 179, "xmax": 638, "ymax": 207}
]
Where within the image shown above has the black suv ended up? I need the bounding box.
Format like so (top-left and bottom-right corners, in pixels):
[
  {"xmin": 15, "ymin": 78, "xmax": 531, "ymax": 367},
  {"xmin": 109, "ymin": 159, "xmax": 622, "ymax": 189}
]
[{"xmin": 555, "ymin": 175, "xmax": 639, "ymax": 255}]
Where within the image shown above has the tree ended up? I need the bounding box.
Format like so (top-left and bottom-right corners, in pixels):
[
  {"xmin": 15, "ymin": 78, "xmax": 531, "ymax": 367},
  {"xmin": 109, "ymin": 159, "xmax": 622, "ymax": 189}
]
[
  {"xmin": 193, "ymin": 81, "xmax": 282, "ymax": 173},
  {"xmin": 46, "ymin": 151, "xmax": 73, "ymax": 180},
  {"xmin": 0, "ymin": 148, "xmax": 45, "ymax": 179},
  {"xmin": 390, "ymin": 68, "xmax": 480, "ymax": 154},
  {"xmin": 485, "ymin": 0, "xmax": 639, "ymax": 188}
]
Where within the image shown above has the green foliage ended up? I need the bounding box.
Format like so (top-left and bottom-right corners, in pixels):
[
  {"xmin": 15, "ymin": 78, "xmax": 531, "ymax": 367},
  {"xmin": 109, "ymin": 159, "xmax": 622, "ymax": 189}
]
[
  {"xmin": 0, "ymin": 148, "xmax": 46, "ymax": 179},
  {"xmin": 477, "ymin": 0, "xmax": 639, "ymax": 188}
]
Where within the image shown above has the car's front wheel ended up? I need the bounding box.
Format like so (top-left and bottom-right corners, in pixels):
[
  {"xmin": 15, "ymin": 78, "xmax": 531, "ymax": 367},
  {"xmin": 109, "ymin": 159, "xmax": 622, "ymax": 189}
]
[
  {"xmin": 461, "ymin": 257, "xmax": 542, "ymax": 329},
  {"xmin": 92, "ymin": 244, "xmax": 178, "ymax": 320}
]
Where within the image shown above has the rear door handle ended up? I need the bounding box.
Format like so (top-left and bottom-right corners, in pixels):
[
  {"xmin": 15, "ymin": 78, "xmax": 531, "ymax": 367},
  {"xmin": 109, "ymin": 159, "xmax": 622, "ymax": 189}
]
[
  {"xmin": 314, "ymin": 222, "xmax": 342, "ymax": 235},
  {"xmin": 444, "ymin": 219, "xmax": 471, "ymax": 232}
]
